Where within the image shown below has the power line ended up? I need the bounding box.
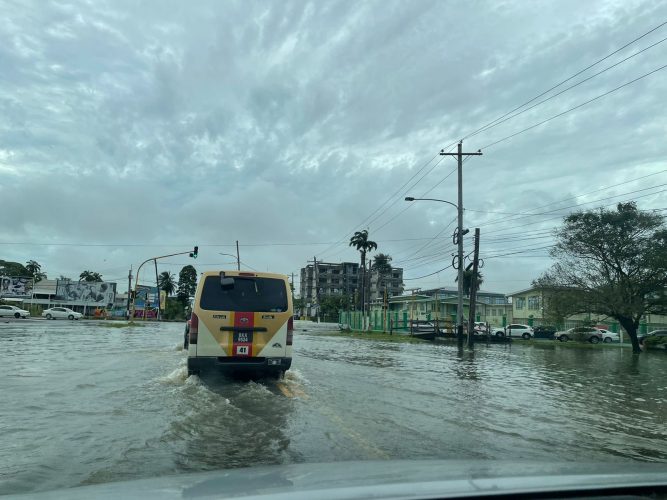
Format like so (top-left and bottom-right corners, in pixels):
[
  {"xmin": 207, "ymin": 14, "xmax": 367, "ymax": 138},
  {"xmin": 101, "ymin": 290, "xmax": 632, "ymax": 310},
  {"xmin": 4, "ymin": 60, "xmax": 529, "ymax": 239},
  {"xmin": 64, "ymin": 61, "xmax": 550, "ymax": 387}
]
[
  {"xmin": 469, "ymin": 169, "xmax": 667, "ymax": 229},
  {"xmin": 404, "ymin": 264, "xmax": 454, "ymax": 281},
  {"xmin": 479, "ymin": 63, "xmax": 667, "ymax": 151},
  {"xmin": 477, "ymin": 183, "xmax": 667, "ymax": 235},
  {"xmin": 460, "ymin": 20, "xmax": 667, "ymax": 142},
  {"xmin": 465, "ymin": 34, "xmax": 667, "ymax": 141}
]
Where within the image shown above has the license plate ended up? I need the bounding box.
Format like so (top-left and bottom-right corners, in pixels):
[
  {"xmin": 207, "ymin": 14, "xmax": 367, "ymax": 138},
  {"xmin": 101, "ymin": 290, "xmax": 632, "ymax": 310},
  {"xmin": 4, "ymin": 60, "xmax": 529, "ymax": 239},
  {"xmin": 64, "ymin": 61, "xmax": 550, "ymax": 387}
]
[
  {"xmin": 233, "ymin": 331, "xmax": 253, "ymax": 343},
  {"xmin": 267, "ymin": 358, "xmax": 281, "ymax": 366}
]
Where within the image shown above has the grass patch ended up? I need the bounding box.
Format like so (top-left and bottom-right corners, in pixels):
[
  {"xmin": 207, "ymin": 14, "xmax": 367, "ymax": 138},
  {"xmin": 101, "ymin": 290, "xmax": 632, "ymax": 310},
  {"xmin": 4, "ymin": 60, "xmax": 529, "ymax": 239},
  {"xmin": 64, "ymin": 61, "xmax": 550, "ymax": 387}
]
[{"xmin": 320, "ymin": 330, "xmax": 426, "ymax": 344}]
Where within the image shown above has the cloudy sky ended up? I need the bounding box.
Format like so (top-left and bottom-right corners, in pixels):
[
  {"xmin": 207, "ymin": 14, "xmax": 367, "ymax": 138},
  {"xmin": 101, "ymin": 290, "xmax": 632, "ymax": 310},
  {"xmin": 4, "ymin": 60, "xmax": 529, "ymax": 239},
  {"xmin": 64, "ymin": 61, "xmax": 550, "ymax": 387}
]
[{"xmin": 1, "ymin": 0, "xmax": 665, "ymax": 295}]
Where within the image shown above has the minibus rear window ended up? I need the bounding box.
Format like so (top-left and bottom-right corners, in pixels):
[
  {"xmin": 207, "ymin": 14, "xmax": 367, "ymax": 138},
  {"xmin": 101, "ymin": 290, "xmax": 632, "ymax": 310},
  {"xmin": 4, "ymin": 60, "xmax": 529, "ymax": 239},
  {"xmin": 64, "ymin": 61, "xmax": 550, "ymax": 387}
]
[{"xmin": 199, "ymin": 276, "xmax": 288, "ymax": 312}]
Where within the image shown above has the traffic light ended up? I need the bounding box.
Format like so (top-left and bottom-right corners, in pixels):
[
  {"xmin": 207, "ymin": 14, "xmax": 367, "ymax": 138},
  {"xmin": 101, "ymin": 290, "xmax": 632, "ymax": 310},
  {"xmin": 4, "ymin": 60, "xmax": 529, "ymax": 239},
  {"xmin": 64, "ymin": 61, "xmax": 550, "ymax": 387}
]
[{"xmin": 189, "ymin": 246, "xmax": 198, "ymax": 259}]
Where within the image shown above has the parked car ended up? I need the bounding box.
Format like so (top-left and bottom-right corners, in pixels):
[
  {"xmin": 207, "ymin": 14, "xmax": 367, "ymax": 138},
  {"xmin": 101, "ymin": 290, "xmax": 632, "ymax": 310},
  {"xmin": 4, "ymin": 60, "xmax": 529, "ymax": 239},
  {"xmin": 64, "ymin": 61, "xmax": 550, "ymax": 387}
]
[
  {"xmin": 42, "ymin": 307, "xmax": 83, "ymax": 320},
  {"xmin": 0, "ymin": 304, "xmax": 30, "ymax": 318},
  {"xmin": 533, "ymin": 326, "xmax": 557, "ymax": 339},
  {"xmin": 639, "ymin": 329, "xmax": 667, "ymax": 347},
  {"xmin": 597, "ymin": 328, "xmax": 619, "ymax": 343},
  {"xmin": 555, "ymin": 326, "xmax": 603, "ymax": 343},
  {"xmin": 493, "ymin": 324, "xmax": 534, "ymax": 339}
]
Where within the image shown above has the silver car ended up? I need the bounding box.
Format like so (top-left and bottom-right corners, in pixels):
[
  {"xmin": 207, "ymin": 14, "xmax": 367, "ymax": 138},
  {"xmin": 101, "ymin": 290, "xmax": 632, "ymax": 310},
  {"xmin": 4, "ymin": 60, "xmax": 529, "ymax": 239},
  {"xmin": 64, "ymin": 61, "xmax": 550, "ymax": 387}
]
[
  {"xmin": 0, "ymin": 304, "xmax": 30, "ymax": 318},
  {"xmin": 555, "ymin": 326, "xmax": 603, "ymax": 343}
]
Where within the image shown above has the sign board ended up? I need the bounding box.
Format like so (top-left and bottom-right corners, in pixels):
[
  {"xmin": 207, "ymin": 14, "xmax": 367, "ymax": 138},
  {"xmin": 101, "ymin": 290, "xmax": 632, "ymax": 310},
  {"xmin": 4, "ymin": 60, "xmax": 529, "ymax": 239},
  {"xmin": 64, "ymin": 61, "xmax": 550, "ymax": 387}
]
[
  {"xmin": 0, "ymin": 276, "xmax": 33, "ymax": 298},
  {"xmin": 55, "ymin": 280, "xmax": 116, "ymax": 305}
]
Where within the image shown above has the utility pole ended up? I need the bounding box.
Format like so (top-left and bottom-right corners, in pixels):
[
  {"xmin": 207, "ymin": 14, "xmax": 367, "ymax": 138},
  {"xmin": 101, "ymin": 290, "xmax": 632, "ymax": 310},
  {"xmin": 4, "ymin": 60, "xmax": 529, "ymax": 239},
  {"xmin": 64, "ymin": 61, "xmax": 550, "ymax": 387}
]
[
  {"xmin": 440, "ymin": 141, "xmax": 482, "ymax": 346},
  {"xmin": 236, "ymin": 240, "xmax": 240, "ymax": 271},
  {"xmin": 126, "ymin": 267, "xmax": 133, "ymax": 319},
  {"xmin": 468, "ymin": 228, "xmax": 481, "ymax": 347},
  {"xmin": 313, "ymin": 256, "xmax": 320, "ymax": 323},
  {"xmin": 154, "ymin": 259, "xmax": 160, "ymax": 322}
]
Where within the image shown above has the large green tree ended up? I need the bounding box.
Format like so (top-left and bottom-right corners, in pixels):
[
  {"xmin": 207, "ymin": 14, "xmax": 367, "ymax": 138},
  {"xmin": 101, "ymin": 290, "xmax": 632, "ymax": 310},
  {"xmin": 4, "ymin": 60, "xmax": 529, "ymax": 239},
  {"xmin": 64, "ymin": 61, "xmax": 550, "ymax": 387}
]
[
  {"xmin": 158, "ymin": 271, "xmax": 177, "ymax": 296},
  {"xmin": 79, "ymin": 271, "xmax": 103, "ymax": 282},
  {"xmin": 349, "ymin": 230, "xmax": 377, "ymax": 314},
  {"xmin": 319, "ymin": 295, "xmax": 350, "ymax": 322},
  {"xmin": 177, "ymin": 265, "xmax": 198, "ymax": 304},
  {"xmin": 25, "ymin": 260, "xmax": 47, "ymax": 282},
  {"xmin": 0, "ymin": 260, "xmax": 29, "ymax": 277},
  {"xmin": 534, "ymin": 202, "xmax": 667, "ymax": 354}
]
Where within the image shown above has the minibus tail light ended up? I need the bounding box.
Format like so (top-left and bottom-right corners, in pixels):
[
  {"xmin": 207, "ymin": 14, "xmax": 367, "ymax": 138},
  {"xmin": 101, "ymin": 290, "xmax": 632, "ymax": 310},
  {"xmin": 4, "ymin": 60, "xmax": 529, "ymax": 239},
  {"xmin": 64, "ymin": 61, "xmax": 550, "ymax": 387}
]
[
  {"xmin": 190, "ymin": 312, "xmax": 199, "ymax": 344},
  {"xmin": 287, "ymin": 316, "xmax": 294, "ymax": 346}
]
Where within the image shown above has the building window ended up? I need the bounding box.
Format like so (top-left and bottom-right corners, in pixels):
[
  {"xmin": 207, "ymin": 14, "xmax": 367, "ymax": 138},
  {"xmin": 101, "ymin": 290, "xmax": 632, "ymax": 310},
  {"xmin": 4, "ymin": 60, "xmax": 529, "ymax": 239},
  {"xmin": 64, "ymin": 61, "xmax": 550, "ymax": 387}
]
[
  {"xmin": 515, "ymin": 297, "xmax": 525, "ymax": 310},
  {"xmin": 527, "ymin": 296, "xmax": 540, "ymax": 310}
]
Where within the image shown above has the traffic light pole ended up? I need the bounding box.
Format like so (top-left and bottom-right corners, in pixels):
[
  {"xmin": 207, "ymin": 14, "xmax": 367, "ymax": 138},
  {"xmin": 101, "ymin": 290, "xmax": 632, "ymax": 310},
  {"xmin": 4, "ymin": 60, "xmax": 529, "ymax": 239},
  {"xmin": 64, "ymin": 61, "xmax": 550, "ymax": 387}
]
[{"xmin": 130, "ymin": 247, "xmax": 198, "ymax": 321}]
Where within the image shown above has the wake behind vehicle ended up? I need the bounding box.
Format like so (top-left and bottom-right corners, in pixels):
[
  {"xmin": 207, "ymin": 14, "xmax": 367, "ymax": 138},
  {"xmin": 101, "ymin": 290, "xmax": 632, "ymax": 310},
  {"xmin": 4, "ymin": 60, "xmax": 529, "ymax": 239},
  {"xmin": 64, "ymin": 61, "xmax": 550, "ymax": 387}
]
[
  {"xmin": 0, "ymin": 304, "xmax": 30, "ymax": 318},
  {"xmin": 42, "ymin": 307, "xmax": 83, "ymax": 320},
  {"xmin": 186, "ymin": 271, "xmax": 293, "ymax": 379}
]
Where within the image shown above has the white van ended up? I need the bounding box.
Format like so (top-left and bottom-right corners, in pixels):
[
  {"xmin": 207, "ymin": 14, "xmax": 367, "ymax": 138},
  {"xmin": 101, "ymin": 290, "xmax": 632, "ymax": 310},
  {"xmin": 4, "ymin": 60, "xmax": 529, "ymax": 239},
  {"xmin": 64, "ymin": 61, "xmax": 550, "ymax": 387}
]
[{"xmin": 186, "ymin": 271, "xmax": 293, "ymax": 378}]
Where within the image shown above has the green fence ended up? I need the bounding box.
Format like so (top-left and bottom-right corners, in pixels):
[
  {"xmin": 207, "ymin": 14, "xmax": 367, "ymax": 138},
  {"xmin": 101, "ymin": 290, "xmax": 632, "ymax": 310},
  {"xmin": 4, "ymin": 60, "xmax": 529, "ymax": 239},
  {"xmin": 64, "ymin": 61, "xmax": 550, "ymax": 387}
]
[{"xmin": 338, "ymin": 310, "xmax": 456, "ymax": 333}]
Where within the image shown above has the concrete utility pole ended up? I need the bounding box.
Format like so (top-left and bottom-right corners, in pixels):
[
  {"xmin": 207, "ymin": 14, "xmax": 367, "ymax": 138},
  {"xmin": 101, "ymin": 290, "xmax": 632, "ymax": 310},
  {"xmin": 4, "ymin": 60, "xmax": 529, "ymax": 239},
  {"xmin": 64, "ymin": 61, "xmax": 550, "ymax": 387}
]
[
  {"xmin": 126, "ymin": 267, "xmax": 133, "ymax": 319},
  {"xmin": 235, "ymin": 240, "xmax": 240, "ymax": 271},
  {"xmin": 154, "ymin": 259, "xmax": 160, "ymax": 322},
  {"xmin": 468, "ymin": 228, "xmax": 481, "ymax": 347},
  {"xmin": 313, "ymin": 256, "xmax": 320, "ymax": 323},
  {"xmin": 440, "ymin": 142, "xmax": 482, "ymax": 346}
]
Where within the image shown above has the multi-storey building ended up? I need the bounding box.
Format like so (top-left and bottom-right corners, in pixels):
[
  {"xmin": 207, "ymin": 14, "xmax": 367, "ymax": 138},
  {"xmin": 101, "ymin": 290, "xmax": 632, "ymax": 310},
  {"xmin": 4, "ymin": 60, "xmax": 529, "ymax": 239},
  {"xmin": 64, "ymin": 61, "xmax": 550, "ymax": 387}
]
[
  {"xmin": 300, "ymin": 262, "xmax": 360, "ymax": 316},
  {"xmin": 369, "ymin": 267, "xmax": 404, "ymax": 301}
]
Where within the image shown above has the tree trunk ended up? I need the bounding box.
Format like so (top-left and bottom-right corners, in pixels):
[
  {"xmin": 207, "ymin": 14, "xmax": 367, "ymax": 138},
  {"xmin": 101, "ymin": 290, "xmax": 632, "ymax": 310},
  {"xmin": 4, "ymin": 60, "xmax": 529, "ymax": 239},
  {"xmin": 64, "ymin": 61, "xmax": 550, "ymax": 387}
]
[{"xmin": 618, "ymin": 316, "xmax": 641, "ymax": 354}]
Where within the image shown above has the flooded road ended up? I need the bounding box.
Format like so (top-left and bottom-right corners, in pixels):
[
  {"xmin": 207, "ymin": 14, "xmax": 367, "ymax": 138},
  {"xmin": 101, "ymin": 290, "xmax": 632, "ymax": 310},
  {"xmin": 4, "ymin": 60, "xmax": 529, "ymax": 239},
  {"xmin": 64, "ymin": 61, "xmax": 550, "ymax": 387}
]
[{"xmin": 1, "ymin": 320, "xmax": 666, "ymax": 495}]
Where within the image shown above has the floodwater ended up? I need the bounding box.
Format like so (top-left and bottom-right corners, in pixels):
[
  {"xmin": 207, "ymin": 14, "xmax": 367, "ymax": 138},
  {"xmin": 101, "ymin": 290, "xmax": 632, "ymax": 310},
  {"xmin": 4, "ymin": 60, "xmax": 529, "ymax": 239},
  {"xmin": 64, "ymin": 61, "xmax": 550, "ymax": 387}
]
[{"xmin": 1, "ymin": 320, "xmax": 666, "ymax": 495}]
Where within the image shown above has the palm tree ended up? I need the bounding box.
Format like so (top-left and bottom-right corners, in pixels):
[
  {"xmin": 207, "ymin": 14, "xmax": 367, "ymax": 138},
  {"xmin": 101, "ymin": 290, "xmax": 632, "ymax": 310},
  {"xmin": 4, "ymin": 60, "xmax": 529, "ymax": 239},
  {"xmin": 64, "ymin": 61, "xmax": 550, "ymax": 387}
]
[
  {"xmin": 349, "ymin": 230, "xmax": 377, "ymax": 316},
  {"xmin": 158, "ymin": 271, "xmax": 176, "ymax": 296},
  {"xmin": 79, "ymin": 270, "xmax": 103, "ymax": 282},
  {"xmin": 25, "ymin": 260, "xmax": 47, "ymax": 282},
  {"xmin": 455, "ymin": 269, "xmax": 484, "ymax": 296}
]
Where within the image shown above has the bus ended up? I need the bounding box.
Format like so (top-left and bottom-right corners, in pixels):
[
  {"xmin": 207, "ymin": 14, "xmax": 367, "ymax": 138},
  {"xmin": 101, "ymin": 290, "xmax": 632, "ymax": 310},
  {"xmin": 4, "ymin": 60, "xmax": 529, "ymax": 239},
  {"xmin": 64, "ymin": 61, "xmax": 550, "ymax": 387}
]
[{"xmin": 186, "ymin": 270, "xmax": 293, "ymax": 378}]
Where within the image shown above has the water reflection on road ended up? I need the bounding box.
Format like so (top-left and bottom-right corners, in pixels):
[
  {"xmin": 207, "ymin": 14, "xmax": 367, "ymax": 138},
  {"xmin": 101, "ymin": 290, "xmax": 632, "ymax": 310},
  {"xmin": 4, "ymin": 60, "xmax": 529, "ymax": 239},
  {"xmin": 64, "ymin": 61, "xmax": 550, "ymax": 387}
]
[{"xmin": 1, "ymin": 321, "xmax": 666, "ymax": 495}]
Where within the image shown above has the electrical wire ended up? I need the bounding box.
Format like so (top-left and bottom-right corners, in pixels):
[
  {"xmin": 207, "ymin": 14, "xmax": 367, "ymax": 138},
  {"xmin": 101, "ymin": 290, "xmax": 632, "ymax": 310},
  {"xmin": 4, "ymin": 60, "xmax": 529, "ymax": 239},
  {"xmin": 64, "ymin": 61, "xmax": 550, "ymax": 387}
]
[{"xmin": 479, "ymin": 63, "xmax": 667, "ymax": 151}]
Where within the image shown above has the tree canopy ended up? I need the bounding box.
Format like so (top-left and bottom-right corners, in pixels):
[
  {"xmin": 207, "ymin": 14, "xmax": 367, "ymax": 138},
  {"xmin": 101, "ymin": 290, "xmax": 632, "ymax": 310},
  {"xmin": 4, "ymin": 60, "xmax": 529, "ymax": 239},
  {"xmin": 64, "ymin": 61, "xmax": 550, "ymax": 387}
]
[
  {"xmin": 158, "ymin": 271, "xmax": 176, "ymax": 296},
  {"xmin": 456, "ymin": 268, "xmax": 484, "ymax": 296},
  {"xmin": 25, "ymin": 260, "xmax": 47, "ymax": 282},
  {"xmin": 177, "ymin": 265, "xmax": 197, "ymax": 304},
  {"xmin": 534, "ymin": 202, "xmax": 667, "ymax": 353},
  {"xmin": 0, "ymin": 260, "xmax": 29, "ymax": 277},
  {"xmin": 79, "ymin": 270, "xmax": 103, "ymax": 282}
]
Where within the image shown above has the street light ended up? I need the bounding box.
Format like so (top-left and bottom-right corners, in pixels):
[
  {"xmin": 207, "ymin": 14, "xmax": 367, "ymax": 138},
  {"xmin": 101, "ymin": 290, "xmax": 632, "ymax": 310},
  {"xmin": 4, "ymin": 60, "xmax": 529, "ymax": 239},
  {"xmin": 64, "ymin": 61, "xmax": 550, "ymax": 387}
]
[{"xmin": 405, "ymin": 195, "xmax": 466, "ymax": 345}]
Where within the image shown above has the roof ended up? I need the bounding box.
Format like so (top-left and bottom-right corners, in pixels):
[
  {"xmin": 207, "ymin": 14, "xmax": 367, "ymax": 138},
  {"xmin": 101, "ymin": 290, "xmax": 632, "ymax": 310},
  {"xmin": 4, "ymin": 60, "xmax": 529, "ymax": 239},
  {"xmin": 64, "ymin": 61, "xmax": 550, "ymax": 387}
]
[
  {"xmin": 507, "ymin": 286, "xmax": 541, "ymax": 296},
  {"xmin": 420, "ymin": 286, "xmax": 507, "ymax": 296}
]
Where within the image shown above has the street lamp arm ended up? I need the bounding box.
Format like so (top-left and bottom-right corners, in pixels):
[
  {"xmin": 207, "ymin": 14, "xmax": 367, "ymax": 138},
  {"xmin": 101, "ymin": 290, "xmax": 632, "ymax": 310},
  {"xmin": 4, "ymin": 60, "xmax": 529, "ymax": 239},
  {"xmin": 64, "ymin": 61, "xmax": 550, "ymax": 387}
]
[{"xmin": 404, "ymin": 197, "xmax": 458, "ymax": 210}]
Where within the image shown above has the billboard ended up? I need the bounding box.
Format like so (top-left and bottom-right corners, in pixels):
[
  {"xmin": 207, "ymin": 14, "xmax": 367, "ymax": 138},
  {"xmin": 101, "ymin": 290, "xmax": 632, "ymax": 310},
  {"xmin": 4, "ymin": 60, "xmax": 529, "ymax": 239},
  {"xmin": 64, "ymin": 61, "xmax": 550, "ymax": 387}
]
[
  {"xmin": 55, "ymin": 280, "xmax": 116, "ymax": 305},
  {"xmin": 134, "ymin": 285, "xmax": 159, "ymax": 309},
  {"xmin": 0, "ymin": 276, "xmax": 34, "ymax": 298}
]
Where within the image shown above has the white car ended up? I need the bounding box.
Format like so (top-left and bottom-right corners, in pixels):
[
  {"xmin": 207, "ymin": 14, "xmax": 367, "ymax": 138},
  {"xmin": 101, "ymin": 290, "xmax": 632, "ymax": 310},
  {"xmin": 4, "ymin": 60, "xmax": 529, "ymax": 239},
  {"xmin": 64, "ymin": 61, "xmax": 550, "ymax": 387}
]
[
  {"xmin": 596, "ymin": 328, "xmax": 619, "ymax": 343},
  {"xmin": 0, "ymin": 304, "xmax": 30, "ymax": 318},
  {"xmin": 42, "ymin": 307, "xmax": 83, "ymax": 320},
  {"xmin": 493, "ymin": 323, "xmax": 534, "ymax": 339}
]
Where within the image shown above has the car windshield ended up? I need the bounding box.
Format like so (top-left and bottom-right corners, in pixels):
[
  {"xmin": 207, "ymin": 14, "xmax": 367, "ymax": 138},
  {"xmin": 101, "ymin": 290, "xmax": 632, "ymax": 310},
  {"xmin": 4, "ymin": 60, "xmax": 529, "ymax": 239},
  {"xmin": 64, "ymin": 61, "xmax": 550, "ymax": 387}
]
[{"xmin": 1, "ymin": 1, "xmax": 666, "ymax": 497}]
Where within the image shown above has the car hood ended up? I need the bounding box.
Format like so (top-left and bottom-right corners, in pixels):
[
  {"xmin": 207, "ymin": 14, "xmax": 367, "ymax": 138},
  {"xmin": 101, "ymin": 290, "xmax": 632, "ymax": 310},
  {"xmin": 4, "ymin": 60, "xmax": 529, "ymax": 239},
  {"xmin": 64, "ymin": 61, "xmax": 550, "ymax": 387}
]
[{"xmin": 6, "ymin": 460, "xmax": 666, "ymax": 500}]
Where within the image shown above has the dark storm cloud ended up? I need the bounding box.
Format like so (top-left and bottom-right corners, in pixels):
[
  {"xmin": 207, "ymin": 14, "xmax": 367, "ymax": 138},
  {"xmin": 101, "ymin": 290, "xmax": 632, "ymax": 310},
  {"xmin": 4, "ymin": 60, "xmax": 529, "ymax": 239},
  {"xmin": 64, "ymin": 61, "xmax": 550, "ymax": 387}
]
[{"xmin": 0, "ymin": 0, "xmax": 665, "ymax": 292}]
